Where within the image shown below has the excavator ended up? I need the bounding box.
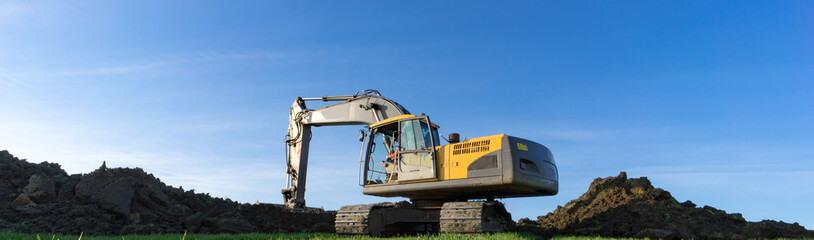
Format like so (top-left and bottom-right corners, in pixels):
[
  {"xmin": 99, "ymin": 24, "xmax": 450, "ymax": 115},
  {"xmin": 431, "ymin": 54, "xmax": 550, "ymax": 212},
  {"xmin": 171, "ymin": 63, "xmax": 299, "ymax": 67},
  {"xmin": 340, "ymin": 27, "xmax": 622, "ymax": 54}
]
[{"xmin": 281, "ymin": 89, "xmax": 558, "ymax": 235}]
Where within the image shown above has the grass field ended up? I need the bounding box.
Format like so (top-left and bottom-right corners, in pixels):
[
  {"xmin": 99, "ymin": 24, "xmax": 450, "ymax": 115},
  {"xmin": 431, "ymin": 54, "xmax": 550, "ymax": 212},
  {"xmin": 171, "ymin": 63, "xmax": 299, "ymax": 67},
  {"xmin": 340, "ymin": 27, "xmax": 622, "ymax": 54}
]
[
  {"xmin": 2, "ymin": 232, "xmax": 812, "ymax": 240},
  {"xmin": 0, "ymin": 231, "xmax": 655, "ymax": 240}
]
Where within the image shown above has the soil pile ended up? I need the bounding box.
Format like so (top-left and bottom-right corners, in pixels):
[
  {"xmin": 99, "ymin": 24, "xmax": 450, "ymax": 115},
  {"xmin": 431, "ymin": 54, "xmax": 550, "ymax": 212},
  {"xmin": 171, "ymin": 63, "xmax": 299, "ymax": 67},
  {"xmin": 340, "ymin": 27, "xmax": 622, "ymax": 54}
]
[
  {"xmin": 528, "ymin": 172, "xmax": 814, "ymax": 239},
  {"xmin": 5, "ymin": 149, "xmax": 812, "ymax": 238},
  {"xmin": 0, "ymin": 150, "xmax": 334, "ymax": 235}
]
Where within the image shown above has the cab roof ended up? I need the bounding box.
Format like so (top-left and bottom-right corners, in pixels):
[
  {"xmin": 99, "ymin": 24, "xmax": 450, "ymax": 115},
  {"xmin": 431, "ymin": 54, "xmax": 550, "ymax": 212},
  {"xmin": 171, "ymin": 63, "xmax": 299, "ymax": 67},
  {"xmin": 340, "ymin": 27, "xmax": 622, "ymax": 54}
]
[{"xmin": 369, "ymin": 114, "xmax": 441, "ymax": 129}]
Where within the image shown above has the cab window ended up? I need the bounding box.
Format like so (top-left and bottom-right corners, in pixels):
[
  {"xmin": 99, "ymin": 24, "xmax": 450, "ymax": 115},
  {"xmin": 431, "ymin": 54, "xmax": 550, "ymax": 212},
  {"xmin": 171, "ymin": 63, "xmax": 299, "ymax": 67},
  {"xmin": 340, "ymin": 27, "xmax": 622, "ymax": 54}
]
[
  {"xmin": 400, "ymin": 119, "xmax": 437, "ymax": 150},
  {"xmin": 365, "ymin": 123, "xmax": 401, "ymax": 184}
]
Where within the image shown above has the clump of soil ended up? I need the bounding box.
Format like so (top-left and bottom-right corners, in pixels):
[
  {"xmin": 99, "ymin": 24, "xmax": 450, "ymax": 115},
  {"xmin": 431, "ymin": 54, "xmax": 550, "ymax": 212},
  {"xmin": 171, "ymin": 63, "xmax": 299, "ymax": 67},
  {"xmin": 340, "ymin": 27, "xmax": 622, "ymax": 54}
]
[
  {"xmin": 0, "ymin": 150, "xmax": 334, "ymax": 235},
  {"xmin": 526, "ymin": 172, "xmax": 814, "ymax": 239}
]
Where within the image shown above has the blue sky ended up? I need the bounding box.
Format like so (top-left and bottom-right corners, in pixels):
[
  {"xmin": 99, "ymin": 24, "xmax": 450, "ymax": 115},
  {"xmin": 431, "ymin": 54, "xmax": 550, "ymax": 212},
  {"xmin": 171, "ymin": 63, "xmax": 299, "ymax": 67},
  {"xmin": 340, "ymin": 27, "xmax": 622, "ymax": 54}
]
[{"xmin": 1, "ymin": 0, "xmax": 813, "ymax": 228}]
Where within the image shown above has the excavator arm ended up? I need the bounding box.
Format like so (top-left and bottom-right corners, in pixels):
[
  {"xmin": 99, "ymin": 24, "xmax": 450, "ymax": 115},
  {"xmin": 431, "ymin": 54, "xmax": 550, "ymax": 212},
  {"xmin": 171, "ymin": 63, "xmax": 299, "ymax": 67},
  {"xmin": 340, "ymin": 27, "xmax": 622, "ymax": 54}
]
[{"xmin": 282, "ymin": 89, "xmax": 410, "ymax": 208}]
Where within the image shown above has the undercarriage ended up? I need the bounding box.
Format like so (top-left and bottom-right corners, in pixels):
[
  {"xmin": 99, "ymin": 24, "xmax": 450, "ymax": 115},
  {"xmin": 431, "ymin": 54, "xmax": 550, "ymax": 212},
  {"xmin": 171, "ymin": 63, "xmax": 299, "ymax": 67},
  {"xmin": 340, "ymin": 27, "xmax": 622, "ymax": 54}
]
[{"xmin": 335, "ymin": 201, "xmax": 513, "ymax": 236}]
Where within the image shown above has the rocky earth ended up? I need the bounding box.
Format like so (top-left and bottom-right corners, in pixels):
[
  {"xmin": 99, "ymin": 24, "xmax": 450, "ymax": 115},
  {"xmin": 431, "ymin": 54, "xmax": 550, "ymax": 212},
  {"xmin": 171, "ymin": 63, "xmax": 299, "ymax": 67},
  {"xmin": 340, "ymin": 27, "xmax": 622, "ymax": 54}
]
[
  {"xmin": 519, "ymin": 172, "xmax": 814, "ymax": 239},
  {"xmin": 0, "ymin": 150, "xmax": 333, "ymax": 235},
  {"xmin": 3, "ymin": 150, "xmax": 813, "ymax": 238}
]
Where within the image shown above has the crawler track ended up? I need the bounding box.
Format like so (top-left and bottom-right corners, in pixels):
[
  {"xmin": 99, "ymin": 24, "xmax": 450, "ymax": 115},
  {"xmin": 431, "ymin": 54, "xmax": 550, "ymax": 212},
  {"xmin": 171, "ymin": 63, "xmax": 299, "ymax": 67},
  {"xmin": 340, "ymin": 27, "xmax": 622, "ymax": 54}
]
[
  {"xmin": 440, "ymin": 201, "xmax": 513, "ymax": 233},
  {"xmin": 335, "ymin": 203, "xmax": 379, "ymax": 234},
  {"xmin": 335, "ymin": 201, "xmax": 512, "ymax": 235}
]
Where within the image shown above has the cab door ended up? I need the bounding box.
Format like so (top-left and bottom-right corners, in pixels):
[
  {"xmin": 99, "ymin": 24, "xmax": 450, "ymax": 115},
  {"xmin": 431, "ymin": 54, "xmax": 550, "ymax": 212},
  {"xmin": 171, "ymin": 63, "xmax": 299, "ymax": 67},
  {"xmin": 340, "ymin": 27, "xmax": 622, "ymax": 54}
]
[{"xmin": 396, "ymin": 116, "xmax": 437, "ymax": 181}]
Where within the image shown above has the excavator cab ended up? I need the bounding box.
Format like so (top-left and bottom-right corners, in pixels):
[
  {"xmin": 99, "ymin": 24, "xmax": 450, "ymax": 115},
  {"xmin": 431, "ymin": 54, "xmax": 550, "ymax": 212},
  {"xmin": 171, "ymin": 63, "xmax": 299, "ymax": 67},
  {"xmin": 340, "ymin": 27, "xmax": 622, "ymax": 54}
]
[{"xmin": 362, "ymin": 115, "xmax": 440, "ymax": 185}]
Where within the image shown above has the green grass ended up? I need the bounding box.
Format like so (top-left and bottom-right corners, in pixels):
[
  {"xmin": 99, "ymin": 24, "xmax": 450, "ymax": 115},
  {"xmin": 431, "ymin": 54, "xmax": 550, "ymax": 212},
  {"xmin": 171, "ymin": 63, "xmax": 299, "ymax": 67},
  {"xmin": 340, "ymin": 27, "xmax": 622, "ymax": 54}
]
[
  {"xmin": 6, "ymin": 232, "xmax": 812, "ymax": 240},
  {"xmin": 2, "ymin": 232, "xmax": 545, "ymax": 240},
  {"xmin": 0, "ymin": 232, "xmax": 544, "ymax": 240},
  {"xmin": 550, "ymin": 238, "xmax": 640, "ymax": 240}
]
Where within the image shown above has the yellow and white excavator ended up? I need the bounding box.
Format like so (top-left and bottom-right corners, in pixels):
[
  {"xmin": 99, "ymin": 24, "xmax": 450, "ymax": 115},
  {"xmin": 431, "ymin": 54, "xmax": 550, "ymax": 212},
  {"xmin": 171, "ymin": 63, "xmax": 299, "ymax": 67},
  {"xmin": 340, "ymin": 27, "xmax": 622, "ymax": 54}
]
[{"xmin": 281, "ymin": 89, "xmax": 558, "ymax": 235}]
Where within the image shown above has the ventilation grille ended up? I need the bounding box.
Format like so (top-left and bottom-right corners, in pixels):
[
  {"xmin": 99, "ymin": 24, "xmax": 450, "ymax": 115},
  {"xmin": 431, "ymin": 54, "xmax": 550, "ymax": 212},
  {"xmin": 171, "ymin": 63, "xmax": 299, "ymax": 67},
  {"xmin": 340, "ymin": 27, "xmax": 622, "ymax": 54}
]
[{"xmin": 452, "ymin": 140, "xmax": 491, "ymax": 155}]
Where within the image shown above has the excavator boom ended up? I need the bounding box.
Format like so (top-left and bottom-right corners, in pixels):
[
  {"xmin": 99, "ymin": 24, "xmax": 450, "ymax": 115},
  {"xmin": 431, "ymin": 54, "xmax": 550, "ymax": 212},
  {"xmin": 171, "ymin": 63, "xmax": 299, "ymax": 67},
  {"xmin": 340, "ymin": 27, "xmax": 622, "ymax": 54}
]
[{"xmin": 282, "ymin": 89, "xmax": 409, "ymax": 208}]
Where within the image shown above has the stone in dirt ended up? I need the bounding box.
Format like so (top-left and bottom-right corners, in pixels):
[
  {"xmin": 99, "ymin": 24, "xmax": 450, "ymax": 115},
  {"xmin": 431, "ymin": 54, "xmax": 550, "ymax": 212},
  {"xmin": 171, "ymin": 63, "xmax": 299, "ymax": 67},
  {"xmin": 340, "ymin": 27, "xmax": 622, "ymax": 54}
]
[
  {"xmin": 20, "ymin": 174, "xmax": 57, "ymax": 204},
  {"xmin": 526, "ymin": 172, "xmax": 814, "ymax": 239}
]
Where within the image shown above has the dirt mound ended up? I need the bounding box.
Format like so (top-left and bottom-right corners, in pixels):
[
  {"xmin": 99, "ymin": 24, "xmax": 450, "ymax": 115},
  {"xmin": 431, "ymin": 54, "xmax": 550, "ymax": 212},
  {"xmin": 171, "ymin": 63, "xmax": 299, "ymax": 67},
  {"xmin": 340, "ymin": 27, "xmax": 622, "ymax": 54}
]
[
  {"xmin": 526, "ymin": 172, "xmax": 814, "ymax": 239},
  {"xmin": 0, "ymin": 150, "xmax": 334, "ymax": 235},
  {"xmin": 5, "ymin": 150, "xmax": 811, "ymax": 238}
]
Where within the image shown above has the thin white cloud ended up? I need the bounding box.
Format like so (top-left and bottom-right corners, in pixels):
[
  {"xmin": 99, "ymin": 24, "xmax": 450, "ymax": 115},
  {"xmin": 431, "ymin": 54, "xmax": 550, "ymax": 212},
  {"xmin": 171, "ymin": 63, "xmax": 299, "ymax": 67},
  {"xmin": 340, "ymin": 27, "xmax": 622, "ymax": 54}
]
[
  {"xmin": 0, "ymin": 73, "xmax": 31, "ymax": 89},
  {"xmin": 179, "ymin": 51, "xmax": 297, "ymax": 61},
  {"xmin": 3, "ymin": 50, "xmax": 309, "ymax": 79},
  {"xmin": 170, "ymin": 120, "xmax": 264, "ymax": 134},
  {"xmin": 59, "ymin": 61, "xmax": 170, "ymax": 76}
]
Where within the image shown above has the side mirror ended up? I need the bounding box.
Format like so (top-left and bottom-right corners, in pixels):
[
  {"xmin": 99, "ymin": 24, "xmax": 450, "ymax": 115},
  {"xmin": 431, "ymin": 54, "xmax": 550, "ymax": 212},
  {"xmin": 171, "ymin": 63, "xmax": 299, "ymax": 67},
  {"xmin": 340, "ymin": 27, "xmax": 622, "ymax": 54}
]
[{"xmin": 358, "ymin": 130, "xmax": 366, "ymax": 142}]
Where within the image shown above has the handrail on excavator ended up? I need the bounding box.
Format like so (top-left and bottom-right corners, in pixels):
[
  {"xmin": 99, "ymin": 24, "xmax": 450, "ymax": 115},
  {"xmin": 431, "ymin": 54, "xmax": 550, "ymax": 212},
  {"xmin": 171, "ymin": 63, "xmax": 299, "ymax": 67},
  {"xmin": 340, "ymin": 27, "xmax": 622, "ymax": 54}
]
[{"xmin": 300, "ymin": 89, "xmax": 382, "ymax": 102}]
